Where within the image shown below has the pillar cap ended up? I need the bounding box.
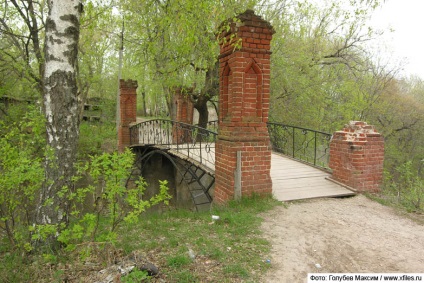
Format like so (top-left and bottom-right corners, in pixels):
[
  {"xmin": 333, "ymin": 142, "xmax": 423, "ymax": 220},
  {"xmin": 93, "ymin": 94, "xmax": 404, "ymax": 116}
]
[
  {"xmin": 332, "ymin": 121, "xmax": 382, "ymax": 141},
  {"xmin": 218, "ymin": 9, "xmax": 275, "ymax": 38},
  {"xmin": 236, "ymin": 9, "xmax": 275, "ymax": 33}
]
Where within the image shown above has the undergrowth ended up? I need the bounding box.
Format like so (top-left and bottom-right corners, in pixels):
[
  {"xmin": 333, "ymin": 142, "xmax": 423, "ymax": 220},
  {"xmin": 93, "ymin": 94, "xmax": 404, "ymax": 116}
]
[
  {"xmin": 371, "ymin": 162, "xmax": 424, "ymax": 214},
  {"xmin": 0, "ymin": 195, "xmax": 280, "ymax": 282},
  {"xmin": 117, "ymin": 195, "xmax": 280, "ymax": 282}
]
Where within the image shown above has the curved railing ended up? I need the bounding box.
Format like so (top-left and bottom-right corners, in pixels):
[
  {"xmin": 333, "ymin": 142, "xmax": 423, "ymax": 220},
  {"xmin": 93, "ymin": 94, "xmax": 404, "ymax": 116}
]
[
  {"xmin": 267, "ymin": 122, "xmax": 332, "ymax": 170},
  {"xmin": 130, "ymin": 119, "xmax": 332, "ymax": 171},
  {"xmin": 195, "ymin": 120, "xmax": 219, "ymax": 133},
  {"xmin": 130, "ymin": 119, "xmax": 217, "ymax": 170}
]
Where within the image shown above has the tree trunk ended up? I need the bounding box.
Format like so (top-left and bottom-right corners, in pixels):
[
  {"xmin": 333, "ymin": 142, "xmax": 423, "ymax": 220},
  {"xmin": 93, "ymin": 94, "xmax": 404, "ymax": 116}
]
[
  {"xmin": 194, "ymin": 96, "xmax": 209, "ymax": 129},
  {"xmin": 141, "ymin": 92, "xmax": 147, "ymax": 116},
  {"xmin": 193, "ymin": 61, "xmax": 219, "ymax": 129},
  {"xmin": 193, "ymin": 95, "xmax": 209, "ymax": 142},
  {"xmin": 37, "ymin": 0, "xmax": 81, "ymax": 227}
]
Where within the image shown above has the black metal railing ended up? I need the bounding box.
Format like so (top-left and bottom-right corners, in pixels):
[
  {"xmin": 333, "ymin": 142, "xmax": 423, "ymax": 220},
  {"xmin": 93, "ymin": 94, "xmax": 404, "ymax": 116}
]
[
  {"xmin": 130, "ymin": 119, "xmax": 217, "ymax": 170},
  {"xmin": 267, "ymin": 122, "xmax": 332, "ymax": 170},
  {"xmin": 195, "ymin": 120, "xmax": 219, "ymax": 132},
  {"xmin": 130, "ymin": 119, "xmax": 332, "ymax": 171}
]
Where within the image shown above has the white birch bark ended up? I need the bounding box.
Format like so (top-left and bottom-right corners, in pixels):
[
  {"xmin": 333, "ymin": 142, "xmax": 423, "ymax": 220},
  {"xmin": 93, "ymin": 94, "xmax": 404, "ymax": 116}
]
[{"xmin": 37, "ymin": 0, "xmax": 81, "ymax": 225}]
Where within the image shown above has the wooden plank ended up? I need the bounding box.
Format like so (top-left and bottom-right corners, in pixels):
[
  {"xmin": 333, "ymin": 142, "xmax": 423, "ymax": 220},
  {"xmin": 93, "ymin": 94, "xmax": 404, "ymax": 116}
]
[
  {"xmin": 270, "ymin": 153, "xmax": 355, "ymax": 201},
  {"xmin": 271, "ymin": 173, "xmax": 328, "ymax": 180}
]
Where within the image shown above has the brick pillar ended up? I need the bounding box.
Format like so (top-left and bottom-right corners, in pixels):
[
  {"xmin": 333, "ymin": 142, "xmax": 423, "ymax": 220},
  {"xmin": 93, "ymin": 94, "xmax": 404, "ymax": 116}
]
[
  {"xmin": 118, "ymin": 79, "xmax": 138, "ymax": 152},
  {"xmin": 172, "ymin": 87, "xmax": 194, "ymax": 144},
  {"xmin": 214, "ymin": 10, "xmax": 274, "ymax": 203},
  {"xmin": 329, "ymin": 121, "xmax": 385, "ymax": 192},
  {"xmin": 172, "ymin": 87, "xmax": 194, "ymax": 124}
]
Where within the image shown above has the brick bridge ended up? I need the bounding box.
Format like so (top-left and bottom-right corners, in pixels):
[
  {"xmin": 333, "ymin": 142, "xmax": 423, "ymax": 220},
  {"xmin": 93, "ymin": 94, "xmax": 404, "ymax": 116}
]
[{"xmin": 117, "ymin": 10, "xmax": 384, "ymax": 210}]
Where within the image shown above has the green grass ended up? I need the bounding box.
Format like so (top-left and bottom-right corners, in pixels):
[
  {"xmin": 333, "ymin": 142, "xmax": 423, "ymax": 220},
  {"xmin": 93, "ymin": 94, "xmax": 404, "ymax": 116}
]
[
  {"xmin": 166, "ymin": 255, "xmax": 192, "ymax": 269},
  {"xmin": 0, "ymin": 195, "xmax": 280, "ymax": 282},
  {"xmin": 116, "ymin": 194, "xmax": 280, "ymax": 282},
  {"xmin": 223, "ymin": 263, "xmax": 249, "ymax": 278},
  {"xmin": 0, "ymin": 253, "xmax": 33, "ymax": 283},
  {"xmin": 365, "ymin": 192, "xmax": 424, "ymax": 225}
]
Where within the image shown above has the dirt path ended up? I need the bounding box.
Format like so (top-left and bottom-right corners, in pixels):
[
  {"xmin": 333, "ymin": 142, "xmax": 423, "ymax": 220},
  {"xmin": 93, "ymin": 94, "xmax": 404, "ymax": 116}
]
[{"xmin": 261, "ymin": 195, "xmax": 424, "ymax": 283}]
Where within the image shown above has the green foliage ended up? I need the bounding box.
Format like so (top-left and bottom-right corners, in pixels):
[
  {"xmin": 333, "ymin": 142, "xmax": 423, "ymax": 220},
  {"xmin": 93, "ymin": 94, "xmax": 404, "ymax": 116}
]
[
  {"xmin": 3, "ymin": 0, "xmax": 422, "ymax": 280},
  {"xmin": 78, "ymin": 121, "xmax": 116, "ymax": 156},
  {"xmin": 121, "ymin": 269, "xmax": 150, "ymax": 283},
  {"xmin": 384, "ymin": 161, "xmax": 424, "ymax": 212},
  {"xmin": 78, "ymin": 0, "xmax": 121, "ymax": 117},
  {"xmin": 0, "ymin": 0, "xmax": 45, "ymax": 98},
  {"xmin": 56, "ymin": 148, "xmax": 171, "ymax": 250},
  {"xmin": 121, "ymin": 0, "xmax": 256, "ymax": 115},
  {"xmin": 268, "ymin": 0, "xmax": 383, "ymax": 131},
  {"xmin": 30, "ymin": 224, "xmax": 61, "ymax": 245},
  {"xmin": 0, "ymin": 194, "xmax": 279, "ymax": 282},
  {"xmin": 369, "ymin": 79, "xmax": 424, "ymax": 174},
  {"xmin": 0, "ymin": 123, "xmax": 170, "ymax": 253},
  {"xmin": 0, "ymin": 106, "xmax": 45, "ymax": 249},
  {"xmin": 0, "ymin": 252, "xmax": 32, "ymax": 282},
  {"xmin": 115, "ymin": 195, "xmax": 279, "ymax": 282}
]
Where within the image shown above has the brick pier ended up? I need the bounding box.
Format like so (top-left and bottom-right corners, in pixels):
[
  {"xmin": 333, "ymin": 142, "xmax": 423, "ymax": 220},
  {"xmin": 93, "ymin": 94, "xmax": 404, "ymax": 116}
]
[
  {"xmin": 214, "ymin": 10, "xmax": 274, "ymax": 203},
  {"xmin": 329, "ymin": 121, "xmax": 385, "ymax": 192}
]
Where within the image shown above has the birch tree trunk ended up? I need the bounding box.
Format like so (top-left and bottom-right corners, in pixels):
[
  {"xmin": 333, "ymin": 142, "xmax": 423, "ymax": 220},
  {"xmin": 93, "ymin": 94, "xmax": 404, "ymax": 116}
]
[{"xmin": 37, "ymin": 0, "xmax": 81, "ymax": 226}]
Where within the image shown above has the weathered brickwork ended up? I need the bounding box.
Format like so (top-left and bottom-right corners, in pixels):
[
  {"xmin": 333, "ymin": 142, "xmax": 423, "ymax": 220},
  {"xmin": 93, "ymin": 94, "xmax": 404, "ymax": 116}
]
[
  {"xmin": 172, "ymin": 87, "xmax": 194, "ymax": 144},
  {"xmin": 329, "ymin": 121, "xmax": 385, "ymax": 192},
  {"xmin": 118, "ymin": 79, "xmax": 138, "ymax": 152},
  {"xmin": 214, "ymin": 10, "xmax": 274, "ymax": 203}
]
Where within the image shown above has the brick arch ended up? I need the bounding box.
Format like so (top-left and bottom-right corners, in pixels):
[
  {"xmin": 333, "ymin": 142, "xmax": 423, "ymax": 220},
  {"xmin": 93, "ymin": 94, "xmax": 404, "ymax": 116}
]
[
  {"xmin": 243, "ymin": 59, "xmax": 263, "ymax": 120},
  {"xmin": 220, "ymin": 63, "xmax": 231, "ymax": 122}
]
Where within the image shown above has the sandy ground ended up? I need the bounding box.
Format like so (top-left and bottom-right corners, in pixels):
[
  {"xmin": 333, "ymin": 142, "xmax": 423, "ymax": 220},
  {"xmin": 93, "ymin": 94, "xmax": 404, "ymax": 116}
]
[{"xmin": 261, "ymin": 195, "xmax": 424, "ymax": 283}]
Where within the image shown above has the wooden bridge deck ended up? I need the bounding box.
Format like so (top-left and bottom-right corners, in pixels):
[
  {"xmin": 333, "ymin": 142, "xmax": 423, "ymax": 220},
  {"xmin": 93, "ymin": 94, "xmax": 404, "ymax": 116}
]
[
  {"xmin": 137, "ymin": 143, "xmax": 355, "ymax": 202},
  {"xmin": 270, "ymin": 153, "xmax": 355, "ymax": 201}
]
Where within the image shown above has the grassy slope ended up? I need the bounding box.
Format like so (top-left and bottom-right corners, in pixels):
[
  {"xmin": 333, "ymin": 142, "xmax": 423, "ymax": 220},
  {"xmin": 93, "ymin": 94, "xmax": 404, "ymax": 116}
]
[{"xmin": 0, "ymin": 196, "xmax": 281, "ymax": 283}]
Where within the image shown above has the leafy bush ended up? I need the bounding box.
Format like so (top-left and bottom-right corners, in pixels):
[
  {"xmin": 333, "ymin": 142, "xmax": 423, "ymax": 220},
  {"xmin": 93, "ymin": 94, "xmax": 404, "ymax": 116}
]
[
  {"xmin": 384, "ymin": 161, "xmax": 424, "ymax": 212},
  {"xmin": 0, "ymin": 112, "xmax": 171, "ymax": 254},
  {"xmin": 0, "ymin": 106, "xmax": 45, "ymax": 250},
  {"xmin": 78, "ymin": 121, "xmax": 116, "ymax": 156},
  {"xmin": 121, "ymin": 269, "xmax": 150, "ymax": 283},
  {"xmin": 56, "ymin": 149, "xmax": 172, "ymax": 251}
]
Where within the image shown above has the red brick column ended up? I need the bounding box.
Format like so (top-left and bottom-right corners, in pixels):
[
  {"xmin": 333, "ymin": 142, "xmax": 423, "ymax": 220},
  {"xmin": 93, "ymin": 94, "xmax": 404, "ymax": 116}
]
[
  {"xmin": 214, "ymin": 10, "xmax": 274, "ymax": 203},
  {"xmin": 173, "ymin": 87, "xmax": 194, "ymax": 125},
  {"xmin": 118, "ymin": 79, "xmax": 138, "ymax": 152},
  {"xmin": 172, "ymin": 87, "xmax": 194, "ymax": 144},
  {"xmin": 329, "ymin": 121, "xmax": 385, "ymax": 192}
]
